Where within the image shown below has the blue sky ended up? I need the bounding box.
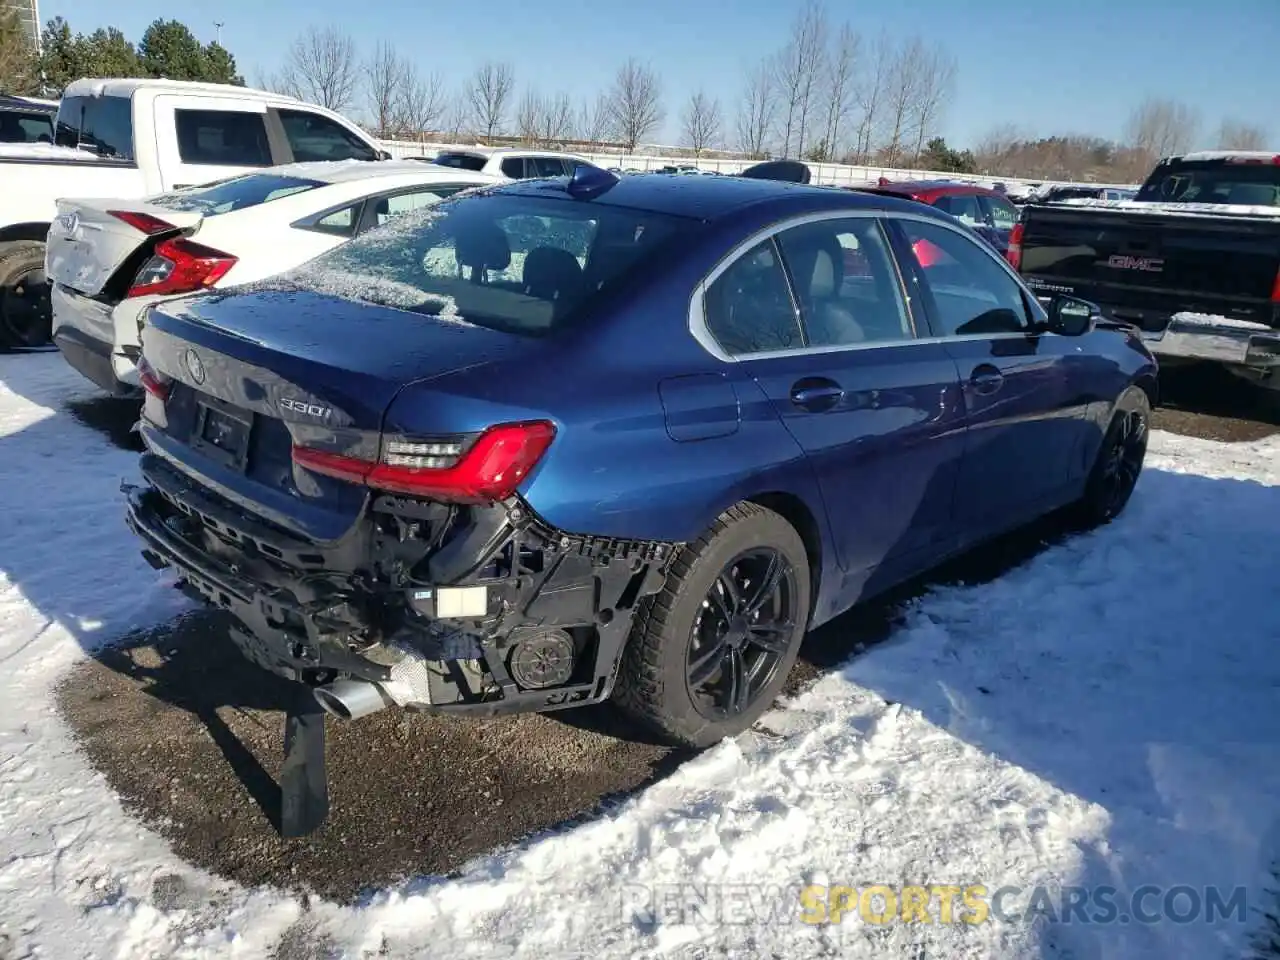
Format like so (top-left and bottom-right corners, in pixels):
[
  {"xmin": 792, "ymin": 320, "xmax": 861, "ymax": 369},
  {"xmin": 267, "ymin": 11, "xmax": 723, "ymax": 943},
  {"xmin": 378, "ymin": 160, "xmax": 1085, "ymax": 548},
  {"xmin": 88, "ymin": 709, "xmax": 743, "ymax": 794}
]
[{"xmin": 44, "ymin": 0, "xmax": 1279, "ymax": 150}]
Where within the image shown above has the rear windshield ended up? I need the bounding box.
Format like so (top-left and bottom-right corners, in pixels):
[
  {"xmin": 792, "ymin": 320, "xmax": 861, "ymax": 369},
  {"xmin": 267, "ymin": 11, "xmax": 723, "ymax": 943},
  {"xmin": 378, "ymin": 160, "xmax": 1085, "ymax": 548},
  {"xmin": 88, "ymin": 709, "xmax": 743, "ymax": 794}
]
[
  {"xmin": 1135, "ymin": 161, "xmax": 1280, "ymax": 207},
  {"xmin": 434, "ymin": 152, "xmax": 487, "ymax": 171},
  {"xmin": 274, "ymin": 193, "xmax": 689, "ymax": 335},
  {"xmin": 148, "ymin": 174, "xmax": 324, "ymax": 215},
  {"xmin": 54, "ymin": 95, "xmax": 134, "ymax": 160}
]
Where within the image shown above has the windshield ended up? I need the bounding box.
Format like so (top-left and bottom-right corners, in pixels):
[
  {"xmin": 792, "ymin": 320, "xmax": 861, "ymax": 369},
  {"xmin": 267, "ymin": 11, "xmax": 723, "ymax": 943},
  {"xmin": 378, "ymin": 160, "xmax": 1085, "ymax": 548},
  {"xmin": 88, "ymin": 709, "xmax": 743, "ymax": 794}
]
[
  {"xmin": 1136, "ymin": 161, "xmax": 1280, "ymax": 206},
  {"xmin": 434, "ymin": 153, "xmax": 487, "ymax": 171},
  {"xmin": 149, "ymin": 174, "xmax": 324, "ymax": 215},
  {"xmin": 271, "ymin": 192, "xmax": 690, "ymax": 334}
]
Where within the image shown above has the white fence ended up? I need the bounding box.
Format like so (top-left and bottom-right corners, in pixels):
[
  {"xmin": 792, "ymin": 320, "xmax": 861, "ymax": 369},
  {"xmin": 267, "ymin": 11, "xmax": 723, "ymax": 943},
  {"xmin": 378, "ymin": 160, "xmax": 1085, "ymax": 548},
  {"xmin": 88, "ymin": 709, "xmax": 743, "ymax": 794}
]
[{"xmin": 375, "ymin": 137, "xmax": 1139, "ymax": 192}]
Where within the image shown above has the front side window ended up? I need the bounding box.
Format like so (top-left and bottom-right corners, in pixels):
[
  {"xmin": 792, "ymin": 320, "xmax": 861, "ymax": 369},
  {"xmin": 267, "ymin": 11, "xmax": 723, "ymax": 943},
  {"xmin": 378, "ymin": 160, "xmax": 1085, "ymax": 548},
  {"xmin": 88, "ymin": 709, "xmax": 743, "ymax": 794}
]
[
  {"xmin": 704, "ymin": 241, "xmax": 802, "ymax": 355},
  {"xmin": 150, "ymin": 174, "xmax": 323, "ymax": 214},
  {"xmin": 898, "ymin": 219, "xmax": 1031, "ymax": 336},
  {"xmin": 0, "ymin": 111, "xmax": 54, "ymax": 143},
  {"xmin": 529, "ymin": 156, "xmax": 568, "ymax": 178},
  {"xmin": 775, "ymin": 217, "xmax": 912, "ymax": 347},
  {"xmin": 174, "ymin": 109, "xmax": 271, "ymax": 166},
  {"xmin": 276, "ymin": 194, "xmax": 688, "ymax": 334},
  {"xmin": 54, "ymin": 95, "xmax": 134, "ymax": 160},
  {"xmin": 278, "ymin": 109, "xmax": 378, "ymax": 163},
  {"xmin": 984, "ymin": 196, "xmax": 1019, "ymax": 229}
]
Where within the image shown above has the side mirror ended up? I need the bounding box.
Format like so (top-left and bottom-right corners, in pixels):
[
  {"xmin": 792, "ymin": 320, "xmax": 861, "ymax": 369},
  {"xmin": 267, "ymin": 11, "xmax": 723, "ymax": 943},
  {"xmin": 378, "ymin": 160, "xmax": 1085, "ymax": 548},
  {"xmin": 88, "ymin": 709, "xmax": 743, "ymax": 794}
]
[
  {"xmin": 376, "ymin": 149, "xmax": 393, "ymax": 161},
  {"xmin": 1045, "ymin": 295, "xmax": 1096, "ymax": 336}
]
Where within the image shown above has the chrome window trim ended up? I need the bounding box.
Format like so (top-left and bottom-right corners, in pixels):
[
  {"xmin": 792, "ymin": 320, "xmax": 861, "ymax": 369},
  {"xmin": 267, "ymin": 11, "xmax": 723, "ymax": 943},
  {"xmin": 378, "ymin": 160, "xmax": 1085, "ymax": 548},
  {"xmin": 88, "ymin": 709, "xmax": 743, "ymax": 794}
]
[{"xmin": 688, "ymin": 207, "xmax": 1051, "ymax": 363}]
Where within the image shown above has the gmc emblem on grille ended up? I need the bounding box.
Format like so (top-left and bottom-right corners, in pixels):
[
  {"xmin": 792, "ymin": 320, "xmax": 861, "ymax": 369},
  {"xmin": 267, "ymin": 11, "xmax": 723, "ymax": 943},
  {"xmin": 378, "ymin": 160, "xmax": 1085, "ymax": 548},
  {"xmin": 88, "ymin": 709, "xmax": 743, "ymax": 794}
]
[
  {"xmin": 280, "ymin": 398, "xmax": 330, "ymax": 418},
  {"xmin": 1103, "ymin": 254, "xmax": 1165, "ymax": 272}
]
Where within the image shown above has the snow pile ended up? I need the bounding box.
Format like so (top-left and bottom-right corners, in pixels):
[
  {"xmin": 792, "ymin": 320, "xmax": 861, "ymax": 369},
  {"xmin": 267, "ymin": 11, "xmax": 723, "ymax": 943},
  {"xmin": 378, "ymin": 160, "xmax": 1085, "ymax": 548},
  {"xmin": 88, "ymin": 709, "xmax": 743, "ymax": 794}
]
[{"xmin": 1, "ymin": 354, "xmax": 1278, "ymax": 958}]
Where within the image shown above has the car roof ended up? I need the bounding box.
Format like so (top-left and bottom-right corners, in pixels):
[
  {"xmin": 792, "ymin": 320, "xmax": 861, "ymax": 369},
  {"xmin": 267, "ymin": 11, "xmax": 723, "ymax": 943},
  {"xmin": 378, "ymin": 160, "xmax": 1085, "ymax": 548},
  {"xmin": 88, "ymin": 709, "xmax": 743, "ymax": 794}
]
[
  {"xmin": 0, "ymin": 94, "xmax": 57, "ymax": 113},
  {"xmin": 874, "ymin": 179, "xmax": 1001, "ymax": 197},
  {"xmin": 62, "ymin": 77, "xmax": 301, "ymax": 102},
  {"xmin": 499, "ymin": 171, "xmax": 930, "ymax": 221},
  {"xmin": 249, "ymin": 159, "xmax": 500, "ymax": 185},
  {"xmin": 436, "ymin": 147, "xmax": 588, "ymax": 159}
]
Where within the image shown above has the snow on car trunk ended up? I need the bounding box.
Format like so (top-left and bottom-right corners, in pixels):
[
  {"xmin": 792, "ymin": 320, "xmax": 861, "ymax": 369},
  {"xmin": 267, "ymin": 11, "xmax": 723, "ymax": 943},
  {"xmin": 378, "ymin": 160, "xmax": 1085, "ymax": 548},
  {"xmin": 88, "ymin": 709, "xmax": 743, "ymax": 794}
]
[{"xmin": 1, "ymin": 352, "xmax": 1279, "ymax": 958}]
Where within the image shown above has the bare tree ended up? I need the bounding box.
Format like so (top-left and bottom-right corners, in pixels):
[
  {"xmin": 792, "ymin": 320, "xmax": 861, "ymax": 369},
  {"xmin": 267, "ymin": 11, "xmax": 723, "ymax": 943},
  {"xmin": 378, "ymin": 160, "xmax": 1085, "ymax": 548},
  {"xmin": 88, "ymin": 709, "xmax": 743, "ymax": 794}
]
[
  {"xmin": 363, "ymin": 41, "xmax": 408, "ymax": 138},
  {"xmin": 277, "ymin": 27, "xmax": 360, "ymax": 112},
  {"xmin": 395, "ymin": 66, "xmax": 446, "ymax": 137},
  {"xmin": 681, "ymin": 90, "xmax": 723, "ymax": 156},
  {"xmin": 442, "ymin": 91, "xmax": 472, "ymax": 143},
  {"xmin": 819, "ymin": 23, "xmax": 860, "ymax": 161},
  {"xmin": 516, "ymin": 88, "xmax": 544, "ymax": 145},
  {"xmin": 909, "ymin": 42, "xmax": 957, "ymax": 162},
  {"xmin": 537, "ymin": 92, "xmax": 575, "ymax": 145},
  {"xmin": 880, "ymin": 36, "xmax": 926, "ymax": 167},
  {"xmin": 467, "ymin": 61, "xmax": 516, "ymax": 141},
  {"xmin": 606, "ymin": 58, "xmax": 664, "ymax": 152},
  {"xmin": 771, "ymin": 1, "xmax": 828, "ymax": 156},
  {"xmin": 1216, "ymin": 118, "xmax": 1268, "ymax": 151},
  {"xmin": 1125, "ymin": 97, "xmax": 1200, "ymax": 162},
  {"xmin": 851, "ymin": 31, "xmax": 891, "ymax": 163},
  {"xmin": 736, "ymin": 59, "xmax": 776, "ymax": 158},
  {"xmin": 974, "ymin": 123, "xmax": 1026, "ymax": 175},
  {"xmin": 577, "ymin": 93, "xmax": 612, "ymax": 145}
]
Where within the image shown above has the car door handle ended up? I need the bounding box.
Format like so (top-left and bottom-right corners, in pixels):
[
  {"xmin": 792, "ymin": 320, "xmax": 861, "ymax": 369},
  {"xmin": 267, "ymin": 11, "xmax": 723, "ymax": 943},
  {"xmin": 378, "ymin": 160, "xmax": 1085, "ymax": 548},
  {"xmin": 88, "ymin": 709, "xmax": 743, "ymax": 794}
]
[
  {"xmin": 790, "ymin": 379, "xmax": 845, "ymax": 412},
  {"xmin": 969, "ymin": 366, "xmax": 1004, "ymax": 396}
]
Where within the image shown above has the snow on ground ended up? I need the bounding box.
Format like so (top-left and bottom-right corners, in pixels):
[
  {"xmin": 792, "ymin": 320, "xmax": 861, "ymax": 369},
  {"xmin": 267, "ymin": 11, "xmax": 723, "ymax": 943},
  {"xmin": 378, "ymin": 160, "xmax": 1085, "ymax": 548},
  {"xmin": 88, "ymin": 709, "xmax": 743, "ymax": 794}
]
[{"xmin": 1, "ymin": 352, "xmax": 1278, "ymax": 959}]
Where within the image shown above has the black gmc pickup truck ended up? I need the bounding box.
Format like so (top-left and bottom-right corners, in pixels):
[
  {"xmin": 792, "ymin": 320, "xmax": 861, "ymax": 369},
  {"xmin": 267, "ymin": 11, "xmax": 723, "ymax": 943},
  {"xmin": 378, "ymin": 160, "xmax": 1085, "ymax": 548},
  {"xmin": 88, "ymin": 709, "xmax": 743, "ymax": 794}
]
[{"xmin": 1010, "ymin": 152, "xmax": 1280, "ymax": 392}]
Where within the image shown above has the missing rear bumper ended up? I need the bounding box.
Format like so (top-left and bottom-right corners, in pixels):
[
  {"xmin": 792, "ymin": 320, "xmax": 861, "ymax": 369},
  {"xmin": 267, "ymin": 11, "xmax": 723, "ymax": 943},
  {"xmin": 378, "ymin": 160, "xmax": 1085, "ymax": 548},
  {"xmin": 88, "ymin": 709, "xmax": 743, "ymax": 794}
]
[{"xmin": 124, "ymin": 464, "xmax": 678, "ymax": 717}]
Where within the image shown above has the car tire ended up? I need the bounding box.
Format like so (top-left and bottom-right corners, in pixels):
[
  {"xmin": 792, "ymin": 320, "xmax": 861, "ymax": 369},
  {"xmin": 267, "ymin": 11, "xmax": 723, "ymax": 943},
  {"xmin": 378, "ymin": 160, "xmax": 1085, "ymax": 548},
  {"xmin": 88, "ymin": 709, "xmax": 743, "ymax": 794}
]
[
  {"xmin": 0, "ymin": 241, "xmax": 52, "ymax": 350},
  {"xmin": 614, "ymin": 501, "xmax": 811, "ymax": 748},
  {"xmin": 1070, "ymin": 387, "xmax": 1151, "ymax": 529}
]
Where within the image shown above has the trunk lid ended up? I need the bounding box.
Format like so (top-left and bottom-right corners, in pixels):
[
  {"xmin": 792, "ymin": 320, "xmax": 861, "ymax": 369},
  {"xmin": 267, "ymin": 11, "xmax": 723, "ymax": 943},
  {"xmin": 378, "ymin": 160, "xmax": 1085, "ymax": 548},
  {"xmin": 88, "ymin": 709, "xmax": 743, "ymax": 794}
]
[
  {"xmin": 1019, "ymin": 202, "xmax": 1280, "ymax": 330},
  {"xmin": 141, "ymin": 289, "xmax": 531, "ymax": 541},
  {"xmin": 46, "ymin": 198, "xmax": 203, "ymax": 298}
]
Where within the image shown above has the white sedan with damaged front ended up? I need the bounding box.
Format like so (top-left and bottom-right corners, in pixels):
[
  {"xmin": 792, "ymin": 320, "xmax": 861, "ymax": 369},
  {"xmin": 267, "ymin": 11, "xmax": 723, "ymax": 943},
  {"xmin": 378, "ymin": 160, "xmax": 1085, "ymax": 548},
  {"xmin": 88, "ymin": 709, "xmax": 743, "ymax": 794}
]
[{"xmin": 47, "ymin": 160, "xmax": 500, "ymax": 396}]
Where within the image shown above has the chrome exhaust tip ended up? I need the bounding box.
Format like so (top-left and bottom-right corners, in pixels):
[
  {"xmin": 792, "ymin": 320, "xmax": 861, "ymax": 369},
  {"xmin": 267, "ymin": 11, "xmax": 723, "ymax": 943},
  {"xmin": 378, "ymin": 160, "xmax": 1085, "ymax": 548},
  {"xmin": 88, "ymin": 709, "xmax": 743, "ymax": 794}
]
[{"xmin": 312, "ymin": 679, "xmax": 394, "ymax": 720}]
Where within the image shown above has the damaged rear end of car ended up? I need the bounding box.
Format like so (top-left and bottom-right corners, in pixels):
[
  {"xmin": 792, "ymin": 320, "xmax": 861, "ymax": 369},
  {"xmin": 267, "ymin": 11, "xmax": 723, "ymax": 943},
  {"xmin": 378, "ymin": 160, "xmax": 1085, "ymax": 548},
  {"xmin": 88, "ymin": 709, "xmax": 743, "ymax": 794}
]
[{"xmin": 124, "ymin": 186, "xmax": 689, "ymax": 724}]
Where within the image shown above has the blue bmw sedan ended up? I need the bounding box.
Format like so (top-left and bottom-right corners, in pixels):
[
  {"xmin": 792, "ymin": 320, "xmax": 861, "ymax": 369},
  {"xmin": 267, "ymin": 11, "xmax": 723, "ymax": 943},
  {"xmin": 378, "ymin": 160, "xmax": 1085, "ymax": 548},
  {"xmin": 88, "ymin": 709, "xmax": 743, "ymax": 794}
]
[{"xmin": 125, "ymin": 166, "xmax": 1157, "ymax": 751}]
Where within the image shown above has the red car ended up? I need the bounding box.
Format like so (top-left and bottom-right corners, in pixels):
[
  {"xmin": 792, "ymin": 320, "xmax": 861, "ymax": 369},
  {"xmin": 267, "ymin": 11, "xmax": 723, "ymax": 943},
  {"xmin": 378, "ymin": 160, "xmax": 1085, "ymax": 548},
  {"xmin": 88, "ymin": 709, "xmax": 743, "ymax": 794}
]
[{"xmin": 854, "ymin": 179, "xmax": 1020, "ymax": 261}]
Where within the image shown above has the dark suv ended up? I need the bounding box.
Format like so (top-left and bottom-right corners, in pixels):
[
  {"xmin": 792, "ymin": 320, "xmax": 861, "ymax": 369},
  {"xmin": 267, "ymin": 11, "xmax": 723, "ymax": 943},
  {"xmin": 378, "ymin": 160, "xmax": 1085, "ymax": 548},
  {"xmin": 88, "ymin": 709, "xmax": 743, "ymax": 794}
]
[{"xmin": 852, "ymin": 179, "xmax": 1020, "ymax": 257}]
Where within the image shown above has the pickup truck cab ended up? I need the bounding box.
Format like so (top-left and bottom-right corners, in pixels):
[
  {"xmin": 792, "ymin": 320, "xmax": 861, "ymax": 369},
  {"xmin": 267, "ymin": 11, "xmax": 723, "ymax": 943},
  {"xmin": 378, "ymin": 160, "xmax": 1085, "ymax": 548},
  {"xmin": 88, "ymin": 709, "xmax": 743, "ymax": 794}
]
[
  {"xmin": 0, "ymin": 77, "xmax": 388, "ymax": 350},
  {"xmin": 1011, "ymin": 151, "xmax": 1280, "ymax": 393}
]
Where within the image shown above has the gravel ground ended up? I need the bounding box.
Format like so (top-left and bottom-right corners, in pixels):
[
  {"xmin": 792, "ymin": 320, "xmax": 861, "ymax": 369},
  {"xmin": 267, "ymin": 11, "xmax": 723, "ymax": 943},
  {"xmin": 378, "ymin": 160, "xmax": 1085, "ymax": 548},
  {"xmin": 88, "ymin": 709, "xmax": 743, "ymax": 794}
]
[{"xmin": 53, "ymin": 360, "xmax": 1280, "ymax": 904}]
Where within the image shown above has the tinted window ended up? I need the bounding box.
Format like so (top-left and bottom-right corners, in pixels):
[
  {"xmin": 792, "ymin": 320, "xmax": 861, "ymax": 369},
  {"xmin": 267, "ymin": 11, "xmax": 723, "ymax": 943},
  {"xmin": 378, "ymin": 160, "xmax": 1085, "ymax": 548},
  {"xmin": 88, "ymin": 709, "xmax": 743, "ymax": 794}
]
[
  {"xmin": 0, "ymin": 111, "xmax": 54, "ymax": 143},
  {"xmin": 150, "ymin": 174, "xmax": 322, "ymax": 214},
  {"xmin": 54, "ymin": 95, "xmax": 134, "ymax": 160},
  {"xmin": 935, "ymin": 193, "xmax": 982, "ymax": 226},
  {"xmin": 175, "ymin": 110, "xmax": 271, "ymax": 166},
  {"xmin": 500, "ymin": 157, "xmax": 527, "ymax": 178},
  {"xmin": 899, "ymin": 219, "xmax": 1030, "ymax": 336},
  {"xmin": 279, "ymin": 194, "xmax": 687, "ymax": 335},
  {"xmin": 775, "ymin": 218, "xmax": 912, "ymax": 346},
  {"xmin": 278, "ymin": 109, "xmax": 378, "ymax": 162},
  {"xmin": 984, "ymin": 196, "xmax": 1018, "ymax": 229},
  {"xmin": 705, "ymin": 241, "xmax": 802, "ymax": 355},
  {"xmin": 433, "ymin": 152, "xmax": 487, "ymax": 171},
  {"xmin": 530, "ymin": 156, "xmax": 568, "ymax": 178},
  {"xmin": 1135, "ymin": 162, "xmax": 1280, "ymax": 206}
]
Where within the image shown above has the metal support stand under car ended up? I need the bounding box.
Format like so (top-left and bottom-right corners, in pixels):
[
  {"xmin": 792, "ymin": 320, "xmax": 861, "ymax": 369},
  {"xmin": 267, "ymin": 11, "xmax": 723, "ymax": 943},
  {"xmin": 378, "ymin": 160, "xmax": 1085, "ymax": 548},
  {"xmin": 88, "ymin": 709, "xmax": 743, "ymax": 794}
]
[{"xmin": 279, "ymin": 686, "xmax": 329, "ymax": 837}]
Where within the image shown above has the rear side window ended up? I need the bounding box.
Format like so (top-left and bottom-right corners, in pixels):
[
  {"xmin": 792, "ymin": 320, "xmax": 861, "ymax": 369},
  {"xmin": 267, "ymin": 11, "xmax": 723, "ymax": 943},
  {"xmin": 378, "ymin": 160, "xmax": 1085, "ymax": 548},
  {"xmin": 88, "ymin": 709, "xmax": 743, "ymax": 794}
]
[
  {"xmin": 984, "ymin": 196, "xmax": 1018, "ymax": 229},
  {"xmin": 278, "ymin": 109, "xmax": 378, "ymax": 163},
  {"xmin": 433, "ymin": 152, "xmax": 487, "ymax": 171},
  {"xmin": 54, "ymin": 95, "xmax": 134, "ymax": 160},
  {"xmin": 500, "ymin": 157, "xmax": 527, "ymax": 178},
  {"xmin": 149, "ymin": 174, "xmax": 324, "ymax": 215},
  {"xmin": 704, "ymin": 241, "xmax": 802, "ymax": 355},
  {"xmin": 935, "ymin": 193, "xmax": 982, "ymax": 226},
  {"xmin": 175, "ymin": 110, "xmax": 271, "ymax": 166},
  {"xmin": 277, "ymin": 194, "xmax": 688, "ymax": 334}
]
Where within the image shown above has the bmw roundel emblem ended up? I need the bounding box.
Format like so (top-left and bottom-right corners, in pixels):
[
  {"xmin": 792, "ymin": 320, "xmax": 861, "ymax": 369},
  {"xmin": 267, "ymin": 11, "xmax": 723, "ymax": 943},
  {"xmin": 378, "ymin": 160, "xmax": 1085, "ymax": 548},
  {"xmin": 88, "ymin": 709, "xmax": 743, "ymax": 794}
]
[{"xmin": 183, "ymin": 348, "xmax": 205, "ymax": 385}]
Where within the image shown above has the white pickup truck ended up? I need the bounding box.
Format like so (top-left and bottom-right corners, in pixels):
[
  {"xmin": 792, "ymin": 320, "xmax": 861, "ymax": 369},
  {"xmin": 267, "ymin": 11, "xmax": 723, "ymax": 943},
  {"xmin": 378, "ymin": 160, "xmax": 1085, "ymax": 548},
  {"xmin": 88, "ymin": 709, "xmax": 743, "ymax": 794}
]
[{"xmin": 0, "ymin": 77, "xmax": 390, "ymax": 350}]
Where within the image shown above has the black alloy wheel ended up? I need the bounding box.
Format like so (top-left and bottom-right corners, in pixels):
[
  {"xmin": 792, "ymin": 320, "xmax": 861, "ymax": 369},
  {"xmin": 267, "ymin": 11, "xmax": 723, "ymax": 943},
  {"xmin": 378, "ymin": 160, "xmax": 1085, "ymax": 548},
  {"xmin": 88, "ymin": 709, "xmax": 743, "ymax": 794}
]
[
  {"xmin": 686, "ymin": 548, "xmax": 798, "ymax": 719},
  {"xmin": 1097, "ymin": 408, "xmax": 1148, "ymax": 520}
]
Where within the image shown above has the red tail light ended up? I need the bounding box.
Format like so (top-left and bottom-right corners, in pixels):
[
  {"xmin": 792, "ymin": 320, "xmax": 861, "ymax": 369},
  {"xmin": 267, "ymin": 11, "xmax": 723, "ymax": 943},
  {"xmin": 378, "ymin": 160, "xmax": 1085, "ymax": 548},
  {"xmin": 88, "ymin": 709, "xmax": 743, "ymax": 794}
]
[
  {"xmin": 137, "ymin": 356, "xmax": 170, "ymax": 402},
  {"xmin": 1006, "ymin": 222, "xmax": 1025, "ymax": 270},
  {"xmin": 1271, "ymin": 265, "xmax": 1280, "ymax": 304},
  {"xmin": 292, "ymin": 420, "xmax": 557, "ymax": 504},
  {"xmin": 127, "ymin": 238, "xmax": 238, "ymax": 299},
  {"xmin": 109, "ymin": 210, "xmax": 175, "ymax": 235}
]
